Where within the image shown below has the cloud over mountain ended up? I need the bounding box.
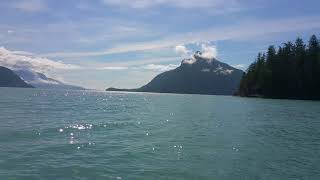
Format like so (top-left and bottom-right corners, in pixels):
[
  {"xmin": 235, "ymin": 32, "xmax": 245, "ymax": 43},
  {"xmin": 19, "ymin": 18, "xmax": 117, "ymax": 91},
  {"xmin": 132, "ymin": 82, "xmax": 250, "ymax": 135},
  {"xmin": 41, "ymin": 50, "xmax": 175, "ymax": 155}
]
[
  {"xmin": 181, "ymin": 43, "xmax": 218, "ymax": 64},
  {"xmin": 198, "ymin": 43, "xmax": 218, "ymax": 59},
  {"xmin": 140, "ymin": 64, "xmax": 179, "ymax": 72},
  {"xmin": 175, "ymin": 45, "xmax": 189, "ymax": 57},
  {"xmin": 0, "ymin": 47, "xmax": 80, "ymax": 73}
]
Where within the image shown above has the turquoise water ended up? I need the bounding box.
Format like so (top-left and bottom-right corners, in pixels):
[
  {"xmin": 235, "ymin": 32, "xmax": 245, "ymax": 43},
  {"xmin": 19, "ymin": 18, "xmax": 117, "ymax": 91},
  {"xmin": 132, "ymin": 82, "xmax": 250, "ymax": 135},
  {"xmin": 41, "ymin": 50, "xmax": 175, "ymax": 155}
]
[{"xmin": 0, "ymin": 88, "xmax": 319, "ymax": 180}]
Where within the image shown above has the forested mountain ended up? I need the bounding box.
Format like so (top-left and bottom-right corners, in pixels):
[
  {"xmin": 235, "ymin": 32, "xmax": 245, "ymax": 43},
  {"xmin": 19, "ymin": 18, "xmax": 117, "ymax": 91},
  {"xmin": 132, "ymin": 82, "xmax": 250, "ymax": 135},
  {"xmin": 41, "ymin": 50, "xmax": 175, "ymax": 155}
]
[
  {"xmin": 238, "ymin": 35, "xmax": 320, "ymax": 100},
  {"xmin": 0, "ymin": 66, "xmax": 33, "ymax": 88},
  {"xmin": 107, "ymin": 52, "xmax": 244, "ymax": 95}
]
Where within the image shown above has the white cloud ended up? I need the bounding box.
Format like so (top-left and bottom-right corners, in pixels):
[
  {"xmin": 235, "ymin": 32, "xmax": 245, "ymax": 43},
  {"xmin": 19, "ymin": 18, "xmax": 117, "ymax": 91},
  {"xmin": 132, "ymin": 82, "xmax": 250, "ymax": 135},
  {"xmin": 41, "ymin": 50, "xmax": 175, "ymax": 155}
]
[
  {"xmin": 76, "ymin": 56, "xmax": 179, "ymax": 70},
  {"xmin": 76, "ymin": 1, "xmax": 94, "ymax": 11},
  {"xmin": 139, "ymin": 64, "xmax": 179, "ymax": 72},
  {"xmin": 7, "ymin": 30, "xmax": 14, "ymax": 34},
  {"xmin": 72, "ymin": 62, "xmax": 178, "ymax": 73},
  {"xmin": 101, "ymin": 0, "xmax": 239, "ymax": 9},
  {"xmin": 98, "ymin": 66, "xmax": 129, "ymax": 70},
  {"xmin": 175, "ymin": 45, "xmax": 189, "ymax": 57},
  {"xmin": 11, "ymin": 0, "xmax": 47, "ymax": 13},
  {"xmin": 199, "ymin": 43, "xmax": 218, "ymax": 59},
  {"xmin": 232, "ymin": 64, "xmax": 247, "ymax": 70},
  {"xmin": 9, "ymin": 50, "xmax": 34, "ymax": 56},
  {"xmin": 42, "ymin": 16, "xmax": 320, "ymax": 59},
  {"xmin": 183, "ymin": 43, "xmax": 217, "ymax": 64},
  {"xmin": 0, "ymin": 47, "xmax": 80, "ymax": 73}
]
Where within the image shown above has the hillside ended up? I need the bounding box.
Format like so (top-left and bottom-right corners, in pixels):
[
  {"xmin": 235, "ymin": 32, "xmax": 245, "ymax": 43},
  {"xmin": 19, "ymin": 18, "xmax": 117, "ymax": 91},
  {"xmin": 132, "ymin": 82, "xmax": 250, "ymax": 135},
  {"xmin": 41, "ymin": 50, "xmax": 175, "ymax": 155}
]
[
  {"xmin": 107, "ymin": 51, "xmax": 244, "ymax": 95},
  {"xmin": 14, "ymin": 69, "xmax": 85, "ymax": 90},
  {"xmin": 0, "ymin": 66, "xmax": 33, "ymax": 88}
]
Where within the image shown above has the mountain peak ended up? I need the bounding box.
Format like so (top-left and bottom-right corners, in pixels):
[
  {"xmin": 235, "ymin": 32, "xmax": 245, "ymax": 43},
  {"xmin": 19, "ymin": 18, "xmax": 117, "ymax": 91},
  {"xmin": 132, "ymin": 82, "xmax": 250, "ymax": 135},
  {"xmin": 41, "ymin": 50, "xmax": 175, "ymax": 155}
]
[
  {"xmin": 181, "ymin": 50, "xmax": 217, "ymax": 65},
  {"xmin": 107, "ymin": 55, "xmax": 244, "ymax": 95}
]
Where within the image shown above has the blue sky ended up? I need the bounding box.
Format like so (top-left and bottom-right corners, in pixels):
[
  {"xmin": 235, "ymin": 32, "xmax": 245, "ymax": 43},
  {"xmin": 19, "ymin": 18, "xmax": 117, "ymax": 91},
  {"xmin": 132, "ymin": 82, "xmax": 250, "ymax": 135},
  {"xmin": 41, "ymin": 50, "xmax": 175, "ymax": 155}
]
[{"xmin": 0, "ymin": 0, "xmax": 320, "ymax": 89}]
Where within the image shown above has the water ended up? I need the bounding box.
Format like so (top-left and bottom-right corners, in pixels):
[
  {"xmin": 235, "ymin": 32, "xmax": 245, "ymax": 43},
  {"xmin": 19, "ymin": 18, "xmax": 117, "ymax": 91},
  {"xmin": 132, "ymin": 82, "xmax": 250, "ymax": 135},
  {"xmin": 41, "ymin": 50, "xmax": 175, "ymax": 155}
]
[{"xmin": 0, "ymin": 88, "xmax": 319, "ymax": 180}]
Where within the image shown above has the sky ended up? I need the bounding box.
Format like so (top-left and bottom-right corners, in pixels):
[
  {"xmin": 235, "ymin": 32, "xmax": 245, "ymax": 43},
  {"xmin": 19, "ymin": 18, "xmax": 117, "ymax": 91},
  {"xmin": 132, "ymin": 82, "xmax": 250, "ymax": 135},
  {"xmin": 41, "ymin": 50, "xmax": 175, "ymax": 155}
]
[{"xmin": 0, "ymin": 0, "xmax": 320, "ymax": 89}]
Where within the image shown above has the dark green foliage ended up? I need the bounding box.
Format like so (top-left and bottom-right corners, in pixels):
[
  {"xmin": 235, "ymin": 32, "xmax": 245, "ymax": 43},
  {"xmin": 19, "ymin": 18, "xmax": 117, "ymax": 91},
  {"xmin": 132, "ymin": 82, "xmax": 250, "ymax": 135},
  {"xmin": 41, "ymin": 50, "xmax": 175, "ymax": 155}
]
[
  {"xmin": 0, "ymin": 66, "xmax": 33, "ymax": 88},
  {"xmin": 239, "ymin": 35, "xmax": 320, "ymax": 100}
]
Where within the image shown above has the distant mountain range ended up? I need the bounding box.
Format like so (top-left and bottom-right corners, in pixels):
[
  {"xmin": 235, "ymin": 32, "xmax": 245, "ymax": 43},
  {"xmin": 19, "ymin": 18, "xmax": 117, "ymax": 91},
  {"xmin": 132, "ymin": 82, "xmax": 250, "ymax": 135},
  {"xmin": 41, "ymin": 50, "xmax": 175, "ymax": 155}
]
[
  {"xmin": 106, "ymin": 51, "xmax": 244, "ymax": 95},
  {"xmin": 0, "ymin": 46, "xmax": 85, "ymax": 90},
  {"xmin": 0, "ymin": 66, "xmax": 33, "ymax": 88},
  {"xmin": 14, "ymin": 69, "xmax": 85, "ymax": 90}
]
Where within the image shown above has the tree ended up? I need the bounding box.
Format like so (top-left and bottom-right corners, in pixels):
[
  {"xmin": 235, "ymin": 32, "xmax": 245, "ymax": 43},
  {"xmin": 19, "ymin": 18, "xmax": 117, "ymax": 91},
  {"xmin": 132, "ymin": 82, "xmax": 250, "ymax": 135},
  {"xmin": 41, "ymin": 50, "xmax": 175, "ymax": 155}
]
[
  {"xmin": 307, "ymin": 35, "xmax": 320, "ymax": 98},
  {"xmin": 238, "ymin": 34, "xmax": 320, "ymax": 100},
  {"xmin": 294, "ymin": 38, "xmax": 306, "ymax": 96},
  {"xmin": 264, "ymin": 46, "xmax": 276, "ymax": 95}
]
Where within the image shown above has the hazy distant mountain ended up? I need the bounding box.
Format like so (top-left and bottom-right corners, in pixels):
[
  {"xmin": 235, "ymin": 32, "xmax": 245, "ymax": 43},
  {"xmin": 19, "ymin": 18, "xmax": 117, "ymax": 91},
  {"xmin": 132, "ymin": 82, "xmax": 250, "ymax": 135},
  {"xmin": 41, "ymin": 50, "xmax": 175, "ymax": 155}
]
[
  {"xmin": 0, "ymin": 66, "xmax": 33, "ymax": 88},
  {"xmin": 107, "ymin": 51, "xmax": 244, "ymax": 95},
  {"xmin": 14, "ymin": 69, "xmax": 85, "ymax": 90}
]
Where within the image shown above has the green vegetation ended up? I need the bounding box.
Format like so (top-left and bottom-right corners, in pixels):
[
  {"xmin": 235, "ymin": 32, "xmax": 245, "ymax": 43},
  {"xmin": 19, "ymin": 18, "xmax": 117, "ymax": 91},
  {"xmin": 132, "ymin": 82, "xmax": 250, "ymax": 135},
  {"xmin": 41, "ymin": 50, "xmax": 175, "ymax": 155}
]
[{"xmin": 239, "ymin": 35, "xmax": 320, "ymax": 100}]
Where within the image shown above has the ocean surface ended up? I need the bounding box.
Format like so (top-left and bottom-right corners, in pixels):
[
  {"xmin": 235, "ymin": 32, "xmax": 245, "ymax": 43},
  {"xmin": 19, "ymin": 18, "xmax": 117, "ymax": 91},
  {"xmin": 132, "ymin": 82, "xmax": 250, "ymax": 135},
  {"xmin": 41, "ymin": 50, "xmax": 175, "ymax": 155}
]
[{"xmin": 0, "ymin": 88, "xmax": 319, "ymax": 180}]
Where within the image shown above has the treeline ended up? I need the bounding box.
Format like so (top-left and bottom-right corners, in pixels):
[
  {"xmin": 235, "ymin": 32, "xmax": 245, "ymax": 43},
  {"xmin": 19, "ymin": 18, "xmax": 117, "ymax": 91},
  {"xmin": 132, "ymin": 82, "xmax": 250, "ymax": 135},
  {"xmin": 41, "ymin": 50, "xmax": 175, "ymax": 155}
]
[{"xmin": 238, "ymin": 34, "xmax": 320, "ymax": 100}]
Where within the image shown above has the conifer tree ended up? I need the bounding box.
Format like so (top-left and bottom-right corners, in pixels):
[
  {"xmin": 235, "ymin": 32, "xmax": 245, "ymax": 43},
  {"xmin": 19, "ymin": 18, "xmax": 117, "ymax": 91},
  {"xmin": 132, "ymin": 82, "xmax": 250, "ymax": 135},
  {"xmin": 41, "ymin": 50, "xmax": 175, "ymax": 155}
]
[{"xmin": 238, "ymin": 34, "xmax": 320, "ymax": 100}]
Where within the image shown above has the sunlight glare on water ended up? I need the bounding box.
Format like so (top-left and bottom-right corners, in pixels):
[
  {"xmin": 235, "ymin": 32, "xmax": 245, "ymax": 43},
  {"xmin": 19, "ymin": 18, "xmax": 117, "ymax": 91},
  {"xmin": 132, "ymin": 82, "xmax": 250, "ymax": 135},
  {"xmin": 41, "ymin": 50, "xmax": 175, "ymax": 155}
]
[{"xmin": 0, "ymin": 88, "xmax": 319, "ymax": 180}]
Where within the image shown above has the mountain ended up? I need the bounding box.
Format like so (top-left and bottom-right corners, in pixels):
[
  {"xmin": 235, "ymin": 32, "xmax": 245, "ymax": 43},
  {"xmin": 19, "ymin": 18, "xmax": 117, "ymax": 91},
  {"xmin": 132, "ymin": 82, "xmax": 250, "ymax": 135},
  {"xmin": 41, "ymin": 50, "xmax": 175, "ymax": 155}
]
[
  {"xmin": 106, "ymin": 52, "xmax": 244, "ymax": 95},
  {"xmin": 0, "ymin": 66, "xmax": 33, "ymax": 88},
  {"xmin": 14, "ymin": 69, "xmax": 85, "ymax": 90}
]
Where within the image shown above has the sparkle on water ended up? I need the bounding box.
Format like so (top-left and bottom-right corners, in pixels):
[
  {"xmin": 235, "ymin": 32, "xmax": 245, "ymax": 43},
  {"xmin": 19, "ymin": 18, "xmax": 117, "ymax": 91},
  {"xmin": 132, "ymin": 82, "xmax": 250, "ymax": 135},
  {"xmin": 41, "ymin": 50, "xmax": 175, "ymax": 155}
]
[{"xmin": 0, "ymin": 88, "xmax": 319, "ymax": 180}]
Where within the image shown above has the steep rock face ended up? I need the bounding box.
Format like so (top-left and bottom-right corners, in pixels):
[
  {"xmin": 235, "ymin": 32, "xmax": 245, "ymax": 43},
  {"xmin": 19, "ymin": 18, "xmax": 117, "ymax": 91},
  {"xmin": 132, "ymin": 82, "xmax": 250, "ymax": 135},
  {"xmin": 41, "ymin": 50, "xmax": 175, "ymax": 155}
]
[
  {"xmin": 0, "ymin": 66, "xmax": 33, "ymax": 88},
  {"xmin": 107, "ymin": 52, "xmax": 244, "ymax": 95}
]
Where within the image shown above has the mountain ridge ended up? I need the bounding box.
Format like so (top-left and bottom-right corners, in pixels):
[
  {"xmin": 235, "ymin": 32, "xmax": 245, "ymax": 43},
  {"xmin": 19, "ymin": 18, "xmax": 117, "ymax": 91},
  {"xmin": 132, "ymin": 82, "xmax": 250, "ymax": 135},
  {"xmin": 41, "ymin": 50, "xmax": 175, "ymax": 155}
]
[
  {"xmin": 0, "ymin": 66, "xmax": 33, "ymax": 88},
  {"xmin": 106, "ymin": 53, "xmax": 244, "ymax": 95},
  {"xmin": 14, "ymin": 69, "xmax": 85, "ymax": 90}
]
